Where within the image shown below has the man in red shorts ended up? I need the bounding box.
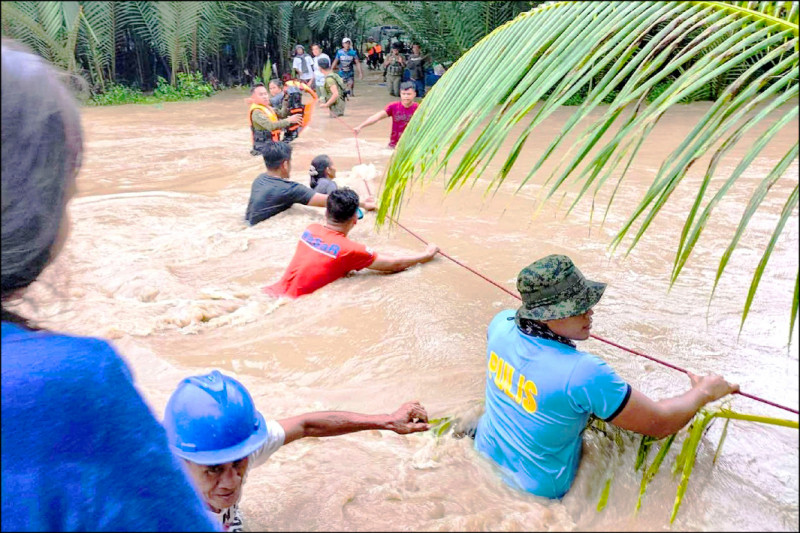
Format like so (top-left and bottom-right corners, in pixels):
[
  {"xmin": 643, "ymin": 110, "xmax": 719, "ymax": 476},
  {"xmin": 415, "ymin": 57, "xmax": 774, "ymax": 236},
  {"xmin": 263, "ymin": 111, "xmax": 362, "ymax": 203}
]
[
  {"xmin": 264, "ymin": 188, "xmax": 438, "ymax": 298},
  {"xmin": 353, "ymin": 81, "xmax": 418, "ymax": 148}
]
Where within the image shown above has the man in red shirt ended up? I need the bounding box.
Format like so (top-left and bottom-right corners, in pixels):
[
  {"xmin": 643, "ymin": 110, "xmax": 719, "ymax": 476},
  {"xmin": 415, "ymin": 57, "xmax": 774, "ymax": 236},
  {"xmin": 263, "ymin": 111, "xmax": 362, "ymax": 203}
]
[
  {"xmin": 354, "ymin": 82, "xmax": 419, "ymax": 148},
  {"xmin": 265, "ymin": 188, "xmax": 439, "ymax": 298}
]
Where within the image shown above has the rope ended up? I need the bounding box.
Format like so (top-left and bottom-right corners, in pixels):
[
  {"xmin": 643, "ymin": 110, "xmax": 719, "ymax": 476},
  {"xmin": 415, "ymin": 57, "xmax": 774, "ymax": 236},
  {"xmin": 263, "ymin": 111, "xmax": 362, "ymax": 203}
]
[{"xmin": 335, "ymin": 116, "xmax": 799, "ymax": 416}]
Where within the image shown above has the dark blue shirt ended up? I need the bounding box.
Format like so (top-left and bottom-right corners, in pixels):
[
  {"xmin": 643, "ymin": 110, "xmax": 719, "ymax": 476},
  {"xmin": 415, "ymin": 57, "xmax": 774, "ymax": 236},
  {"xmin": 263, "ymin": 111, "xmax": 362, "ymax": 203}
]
[
  {"xmin": 245, "ymin": 173, "xmax": 316, "ymax": 225},
  {"xmin": 1, "ymin": 322, "xmax": 218, "ymax": 532}
]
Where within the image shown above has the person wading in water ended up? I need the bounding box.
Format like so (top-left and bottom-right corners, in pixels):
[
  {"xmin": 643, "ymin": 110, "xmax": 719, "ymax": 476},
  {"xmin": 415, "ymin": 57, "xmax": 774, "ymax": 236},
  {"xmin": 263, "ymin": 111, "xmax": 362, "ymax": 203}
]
[
  {"xmin": 264, "ymin": 188, "xmax": 439, "ymax": 298},
  {"xmin": 354, "ymin": 81, "xmax": 419, "ymax": 149},
  {"xmin": 474, "ymin": 255, "xmax": 740, "ymax": 499},
  {"xmin": 248, "ymin": 83, "xmax": 301, "ymax": 154}
]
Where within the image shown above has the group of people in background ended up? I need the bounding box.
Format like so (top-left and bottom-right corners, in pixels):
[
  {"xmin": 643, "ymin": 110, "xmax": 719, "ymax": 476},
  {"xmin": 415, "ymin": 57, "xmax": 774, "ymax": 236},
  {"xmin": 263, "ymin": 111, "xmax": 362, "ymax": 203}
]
[{"xmin": 2, "ymin": 36, "xmax": 741, "ymax": 533}]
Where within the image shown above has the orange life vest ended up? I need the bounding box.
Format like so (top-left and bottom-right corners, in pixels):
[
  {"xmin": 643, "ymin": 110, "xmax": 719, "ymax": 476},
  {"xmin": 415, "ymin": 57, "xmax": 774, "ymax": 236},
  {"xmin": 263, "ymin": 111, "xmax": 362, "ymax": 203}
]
[
  {"xmin": 283, "ymin": 80, "xmax": 318, "ymax": 131},
  {"xmin": 249, "ymin": 102, "xmax": 281, "ymax": 144},
  {"xmin": 375, "ymin": 44, "xmax": 382, "ymax": 54}
]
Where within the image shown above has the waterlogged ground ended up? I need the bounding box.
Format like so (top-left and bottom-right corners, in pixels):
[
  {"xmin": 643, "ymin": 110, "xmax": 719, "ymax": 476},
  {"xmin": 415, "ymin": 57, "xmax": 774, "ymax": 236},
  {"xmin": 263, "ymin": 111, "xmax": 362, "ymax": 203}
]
[{"xmin": 9, "ymin": 71, "xmax": 799, "ymax": 531}]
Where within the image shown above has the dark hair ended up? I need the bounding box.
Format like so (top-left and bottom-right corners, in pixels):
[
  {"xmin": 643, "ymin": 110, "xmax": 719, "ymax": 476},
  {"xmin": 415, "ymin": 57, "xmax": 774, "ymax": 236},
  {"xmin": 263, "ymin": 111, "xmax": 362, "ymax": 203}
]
[
  {"xmin": 268, "ymin": 78, "xmax": 283, "ymax": 89},
  {"xmin": 250, "ymin": 83, "xmax": 265, "ymax": 95},
  {"xmin": 317, "ymin": 57, "xmax": 331, "ymax": 70},
  {"xmin": 391, "ymin": 42, "xmax": 402, "ymax": 50},
  {"xmin": 399, "ymin": 81, "xmax": 417, "ymax": 93},
  {"xmin": 309, "ymin": 154, "xmax": 333, "ymax": 189},
  {"xmin": 311, "ymin": 43, "xmax": 322, "ymax": 49},
  {"xmin": 326, "ymin": 188, "xmax": 360, "ymax": 223},
  {"xmin": 2, "ymin": 39, "xmax": 84, "ymax": 328},
  {"xmin": 260, "ymin": 141, "xmax": 292, "ymax": 170}
]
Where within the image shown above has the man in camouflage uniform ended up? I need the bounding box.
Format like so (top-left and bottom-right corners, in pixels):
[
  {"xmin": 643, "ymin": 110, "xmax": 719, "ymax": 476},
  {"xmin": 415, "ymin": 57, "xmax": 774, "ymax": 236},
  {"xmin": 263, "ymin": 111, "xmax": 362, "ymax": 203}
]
[{"xmin": 473, "ymin": 254, "xmax": 739, "ymax": 499}]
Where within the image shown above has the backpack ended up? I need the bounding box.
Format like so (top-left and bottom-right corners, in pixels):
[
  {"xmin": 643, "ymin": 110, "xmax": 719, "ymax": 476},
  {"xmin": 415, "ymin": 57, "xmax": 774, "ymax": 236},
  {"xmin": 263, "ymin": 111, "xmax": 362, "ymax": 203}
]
[{"xmin": 326, "ymin": 73, "xmax": 349, "ymax": 101}]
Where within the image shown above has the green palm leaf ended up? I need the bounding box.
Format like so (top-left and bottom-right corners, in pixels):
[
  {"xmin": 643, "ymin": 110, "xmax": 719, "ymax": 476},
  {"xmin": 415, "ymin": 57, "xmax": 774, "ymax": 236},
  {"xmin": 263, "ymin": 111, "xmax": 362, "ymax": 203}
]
[{"xmin": 379, "ymin": 1, "xmax": 799, "ymax": 339}]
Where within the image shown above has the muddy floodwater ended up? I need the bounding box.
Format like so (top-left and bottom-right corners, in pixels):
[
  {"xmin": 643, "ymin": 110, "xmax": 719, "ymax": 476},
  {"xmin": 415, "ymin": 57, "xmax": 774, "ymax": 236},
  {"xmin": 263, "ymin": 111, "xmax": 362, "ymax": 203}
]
[{"xmin": 8, "ymin": 71, "xmax": 798, "ymax": 531}]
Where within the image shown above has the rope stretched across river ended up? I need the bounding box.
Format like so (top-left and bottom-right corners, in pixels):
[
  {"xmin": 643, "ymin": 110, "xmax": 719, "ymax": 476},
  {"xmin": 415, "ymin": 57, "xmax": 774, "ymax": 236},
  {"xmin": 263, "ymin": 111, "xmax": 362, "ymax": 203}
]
[{"xmin": 331, "ymin": 113, "xmax": 798, "ymax": 416}]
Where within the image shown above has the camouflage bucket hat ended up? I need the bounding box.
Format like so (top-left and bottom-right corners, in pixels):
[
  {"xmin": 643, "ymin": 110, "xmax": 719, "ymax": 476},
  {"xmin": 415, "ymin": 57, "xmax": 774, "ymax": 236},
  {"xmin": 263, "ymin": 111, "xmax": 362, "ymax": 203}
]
[{"xmin": 516, "ymin": 255, "xmax": 606, "ymax": 322}]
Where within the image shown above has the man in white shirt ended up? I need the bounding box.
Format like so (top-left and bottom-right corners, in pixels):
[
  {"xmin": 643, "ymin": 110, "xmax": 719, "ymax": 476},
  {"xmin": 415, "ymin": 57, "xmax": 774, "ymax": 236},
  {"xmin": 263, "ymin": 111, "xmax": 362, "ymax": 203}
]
[
  {"xmin": 311, "ymin": 43, "xmax": 330, "ymax": 98},
  {"xmin": 291, "ymin": 44, "xmax": 315, "ymax": 88},
  {"xmin": 163, "ymin": 370, "xmax": 430, "ymax": 532}
]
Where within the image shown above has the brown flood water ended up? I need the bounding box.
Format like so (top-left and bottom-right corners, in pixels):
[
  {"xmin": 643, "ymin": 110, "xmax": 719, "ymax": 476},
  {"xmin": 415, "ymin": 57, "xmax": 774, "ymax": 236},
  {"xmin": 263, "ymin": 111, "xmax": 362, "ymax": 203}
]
[{"xmin": 9, "ymin": 70, "xmax": 798, "ymax": 531}]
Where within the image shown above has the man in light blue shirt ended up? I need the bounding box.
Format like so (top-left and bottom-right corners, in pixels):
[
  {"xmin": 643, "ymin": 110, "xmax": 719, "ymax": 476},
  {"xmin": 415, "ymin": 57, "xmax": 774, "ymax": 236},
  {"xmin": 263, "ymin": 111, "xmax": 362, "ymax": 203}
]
[{"xmin": 475, "ymin": 255, "xmax": 739, "ymax": 499}]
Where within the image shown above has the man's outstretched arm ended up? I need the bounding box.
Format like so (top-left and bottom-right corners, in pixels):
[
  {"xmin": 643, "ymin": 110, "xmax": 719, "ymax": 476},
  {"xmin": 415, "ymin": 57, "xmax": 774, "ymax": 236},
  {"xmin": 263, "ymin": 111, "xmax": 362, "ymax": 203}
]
[
  {"xmin": 354, "ymin": 110, "xmax": 389, "ymax": 134},
  {"xmin": 368, "ymin": 243, "xmax": 439, "ymax": 273},
  {"xmin": 277, "ymin": 401, "xmax": 430, "ymax": 445}
]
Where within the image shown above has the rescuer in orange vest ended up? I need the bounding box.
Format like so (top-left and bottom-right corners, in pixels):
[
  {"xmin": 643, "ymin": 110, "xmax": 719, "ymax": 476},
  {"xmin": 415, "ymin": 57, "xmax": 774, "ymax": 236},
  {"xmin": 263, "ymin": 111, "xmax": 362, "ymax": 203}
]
[{"xmin": 248, "ymin": 82, "xmax": 301, "ymax": 155}]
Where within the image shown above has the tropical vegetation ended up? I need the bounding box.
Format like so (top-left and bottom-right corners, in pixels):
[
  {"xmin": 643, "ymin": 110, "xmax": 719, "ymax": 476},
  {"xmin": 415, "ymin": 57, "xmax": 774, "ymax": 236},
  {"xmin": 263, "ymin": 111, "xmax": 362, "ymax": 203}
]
[
  {"xmin": 429, "ymin": 406, "xmax": 799, "ymax": 524},
  {"xmin": 380, "ymin": 1, "xmax": 799, "ymax": 340},
  {"xmin": 0, "ymin": 1, "xmax": 533, "ymax": 97}
]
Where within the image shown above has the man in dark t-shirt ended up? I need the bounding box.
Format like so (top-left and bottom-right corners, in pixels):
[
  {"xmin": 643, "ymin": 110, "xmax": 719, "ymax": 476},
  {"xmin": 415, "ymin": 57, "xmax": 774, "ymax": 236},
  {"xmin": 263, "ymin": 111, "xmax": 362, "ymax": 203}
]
[{"xmin": 245, "ymin": 142, "xmax": 375, "ymax": 226}]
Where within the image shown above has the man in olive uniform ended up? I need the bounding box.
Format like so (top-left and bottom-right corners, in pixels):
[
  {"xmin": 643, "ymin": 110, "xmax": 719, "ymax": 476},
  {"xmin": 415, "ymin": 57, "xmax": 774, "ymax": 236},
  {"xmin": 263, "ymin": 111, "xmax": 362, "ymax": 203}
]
[
  {"xmin": 248, "ymin": 83, "xmax": 301, "ymax": 155},
  {"xmin": 383, "ymin": 42, "xmax": 406, "ymax": 97}
]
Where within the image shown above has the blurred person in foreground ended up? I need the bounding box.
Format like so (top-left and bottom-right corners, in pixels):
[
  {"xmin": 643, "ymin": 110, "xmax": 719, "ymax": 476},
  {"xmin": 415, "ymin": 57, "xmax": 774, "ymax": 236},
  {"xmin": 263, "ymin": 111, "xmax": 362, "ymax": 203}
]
[
  {"xmin": 264, "ymin": 188, "xmax": 439, "ymax": 298},
  {"xmin": 475, "ymin": 254, "xmax": 740, "ymax": 499},
  {"xmin": 0, "ymin": 39, "xmax": 217, "ymax": 532},
  {"xmin": 164, "ymin": 370, "xmax": 429, "ymax": 531}
]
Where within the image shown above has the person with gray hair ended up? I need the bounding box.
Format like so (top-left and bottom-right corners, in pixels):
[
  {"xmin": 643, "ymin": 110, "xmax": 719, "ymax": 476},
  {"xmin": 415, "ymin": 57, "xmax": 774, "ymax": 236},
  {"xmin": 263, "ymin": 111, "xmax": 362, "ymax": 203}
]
[{"xmin": 1, "ymin": 39, "xmax": 217, "ymax": 532}]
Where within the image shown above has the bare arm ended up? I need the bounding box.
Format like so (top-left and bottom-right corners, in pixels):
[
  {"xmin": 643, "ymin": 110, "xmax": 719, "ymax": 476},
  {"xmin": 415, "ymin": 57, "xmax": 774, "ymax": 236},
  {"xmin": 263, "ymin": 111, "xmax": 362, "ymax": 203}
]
[
  {"xmin": 368, "ymin": 243, "xmax": 439, "ymax": 272},
  {"xmin": 320, "ymin": 84, "xmax": 339, "ymax": 108},
  {"xmin": 277, "ymin": 401, "xmax": 429, "ymax": 445},
  {"xmin": 355, "ymin": 56, "xmax": 363, "ymax": 79},
  {"xmin": 307, "ymin": 193, "xmax": 328, "ymax": 207},
  {"xmin": 610, "ymin": 372, "xmax": 739, "ymax": 439},
  {"xmin": 331, "ymin": 55, "xmax": 339, "ymax": 70},
  {"xmin": 354, "ymin": 110, "xmax": 389, "ymax": 133},
  {"xmin": 308, "ymin": 192, "xmax": 374, "ymax": 210}
]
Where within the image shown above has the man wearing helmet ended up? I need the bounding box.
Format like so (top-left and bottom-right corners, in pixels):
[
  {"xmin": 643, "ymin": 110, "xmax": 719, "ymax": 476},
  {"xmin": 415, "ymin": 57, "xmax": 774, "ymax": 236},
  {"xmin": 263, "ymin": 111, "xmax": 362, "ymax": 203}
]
[
  {"xmin": 331, "ymin": 37, "xmax": 363, "ymax": 97},
  {"xmin": 164, "ymin": 371, "xmax": 430, "ymax": 532}
]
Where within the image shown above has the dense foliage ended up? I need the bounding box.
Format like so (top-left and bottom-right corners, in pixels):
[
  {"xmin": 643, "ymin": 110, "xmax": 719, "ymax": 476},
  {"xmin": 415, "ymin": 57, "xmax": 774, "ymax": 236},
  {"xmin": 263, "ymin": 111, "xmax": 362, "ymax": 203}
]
[
  {"xmin": 0, "ymin": 0, "xmax": 532, "ymax": 99},
  {"xmin": 87, "ymin": 72, "xmax": 216, "ymax": 105}
]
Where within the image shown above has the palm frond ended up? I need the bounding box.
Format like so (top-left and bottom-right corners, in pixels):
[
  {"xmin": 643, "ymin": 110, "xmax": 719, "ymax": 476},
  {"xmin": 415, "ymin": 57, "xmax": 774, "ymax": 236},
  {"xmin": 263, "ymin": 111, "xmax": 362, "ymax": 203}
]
[{"xmin": 380, "ymin": 1, "xmax": 799, "ymax": 338}]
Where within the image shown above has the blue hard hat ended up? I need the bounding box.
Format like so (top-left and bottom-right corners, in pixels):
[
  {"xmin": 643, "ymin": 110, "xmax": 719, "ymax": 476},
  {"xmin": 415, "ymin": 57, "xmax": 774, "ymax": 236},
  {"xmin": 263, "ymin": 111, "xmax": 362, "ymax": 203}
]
[{"xmin": 163, "ymin": 370, "xmax": 268, "ymax": 465}]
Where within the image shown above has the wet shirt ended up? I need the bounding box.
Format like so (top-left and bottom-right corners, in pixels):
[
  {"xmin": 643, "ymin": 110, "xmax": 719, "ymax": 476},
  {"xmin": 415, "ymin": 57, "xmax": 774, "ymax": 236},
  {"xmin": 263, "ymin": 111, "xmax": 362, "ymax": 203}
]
[
  {"xmin": 385, "ymin": 101, "xmax": 419, "ymax": 148},
  {"xmin": 208, "ymin": 420, "xmax": 285, "ymax": 532},
  {"xmin": 335, "ymin": 48, "xmax": 358, "ymax": 75},
  {"xmin": 312, "ymin": 177, "xmax": 338, "ymax": 195},
  {"xmin": 475, "ymin": 310, "xmax": 631, "ymax": 499},
  {"xmin": 323, "ymin": 74, "xmax": 347, "ymax": 116},
  {"xmin": 245, "ymin": 174, "xmax": 316, "ymax": 225},
  {"xmin": 265, "ymin": 223, "xmax": 376, "ymax": 298},
  {"xmin": 1, "ymin": 322, "xmax": 218, "ymax": 532}
]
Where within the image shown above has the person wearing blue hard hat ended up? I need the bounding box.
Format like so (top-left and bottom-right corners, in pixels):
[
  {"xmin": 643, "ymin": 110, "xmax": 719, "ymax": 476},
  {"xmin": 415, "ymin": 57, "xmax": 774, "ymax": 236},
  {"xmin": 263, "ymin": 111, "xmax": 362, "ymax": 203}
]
[{"xmin": 164, "ymin": 370, "xmax": 430, "ymax": 532}]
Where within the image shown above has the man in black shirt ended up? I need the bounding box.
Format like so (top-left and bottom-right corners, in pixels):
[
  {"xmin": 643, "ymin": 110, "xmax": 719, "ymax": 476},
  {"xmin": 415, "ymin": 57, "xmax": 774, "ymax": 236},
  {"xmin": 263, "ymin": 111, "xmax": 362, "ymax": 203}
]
[{"xmin": 245, "ymin": 142, "xmax": 375, "ymax": 226}]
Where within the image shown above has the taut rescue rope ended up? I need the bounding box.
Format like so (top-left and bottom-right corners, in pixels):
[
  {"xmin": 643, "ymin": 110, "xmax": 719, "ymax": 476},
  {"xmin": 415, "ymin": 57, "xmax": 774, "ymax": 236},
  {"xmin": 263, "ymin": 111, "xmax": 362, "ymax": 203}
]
[{"xmin": 334, "ymin": 114, "xmax": 798, "ymax": 416}]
